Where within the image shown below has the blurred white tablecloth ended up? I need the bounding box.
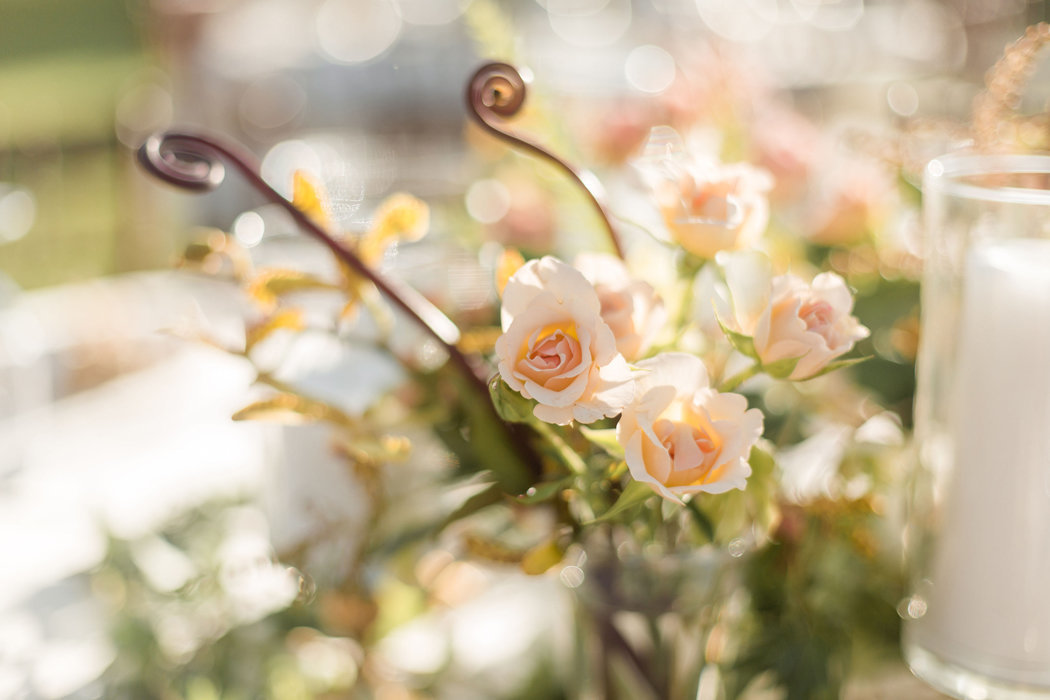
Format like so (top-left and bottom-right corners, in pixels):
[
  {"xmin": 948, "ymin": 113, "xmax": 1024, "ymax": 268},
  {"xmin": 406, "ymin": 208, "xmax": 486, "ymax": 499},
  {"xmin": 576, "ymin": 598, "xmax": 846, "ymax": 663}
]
[{"xmin": 0, "ymin": 272, "xmax": 270, "ymax": 697}]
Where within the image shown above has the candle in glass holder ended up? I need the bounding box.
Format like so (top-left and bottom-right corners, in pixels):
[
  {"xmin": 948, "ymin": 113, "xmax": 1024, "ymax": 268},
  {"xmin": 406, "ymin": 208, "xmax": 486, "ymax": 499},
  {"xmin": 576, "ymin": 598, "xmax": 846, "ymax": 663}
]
[{"xmin": 911, "ymin": 238, "xmax": 1050, "ymax": 688}]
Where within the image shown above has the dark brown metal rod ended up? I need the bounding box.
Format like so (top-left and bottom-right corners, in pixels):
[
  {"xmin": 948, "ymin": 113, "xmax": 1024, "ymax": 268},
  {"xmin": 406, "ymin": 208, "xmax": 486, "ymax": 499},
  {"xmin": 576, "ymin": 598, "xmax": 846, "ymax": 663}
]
[{"xmin": 465, "ymin": 62, "xmax": 626, "ymax": 260}]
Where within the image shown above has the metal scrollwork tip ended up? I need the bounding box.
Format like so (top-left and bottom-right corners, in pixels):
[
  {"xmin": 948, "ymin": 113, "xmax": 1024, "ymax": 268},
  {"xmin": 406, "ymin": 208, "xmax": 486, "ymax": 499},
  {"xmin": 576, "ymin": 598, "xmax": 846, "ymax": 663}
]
[
  {"xmin": 138, "ymin": 131, "xmax": 229, "ymax": 193},
  {"xmin": 465, "ymin": 61, "xmax": 625, "ymax": 260},
  {"xmin": 468, "ymin": 62, "xmax": 528, "ymax": 122}
]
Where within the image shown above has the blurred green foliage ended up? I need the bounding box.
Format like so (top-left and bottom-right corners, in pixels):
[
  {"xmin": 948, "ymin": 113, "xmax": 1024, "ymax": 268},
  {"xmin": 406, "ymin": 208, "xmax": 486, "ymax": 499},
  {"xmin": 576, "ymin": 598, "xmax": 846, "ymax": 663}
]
[{"xmin": 0, "ymin": 0, "xmax": 151, "ymax": 289}]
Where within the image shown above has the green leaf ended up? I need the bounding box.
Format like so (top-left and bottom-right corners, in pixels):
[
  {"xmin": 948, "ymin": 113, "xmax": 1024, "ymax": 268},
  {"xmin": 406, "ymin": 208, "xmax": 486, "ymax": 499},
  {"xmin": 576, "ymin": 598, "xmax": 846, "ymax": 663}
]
[
  {"xmin": 749, "ymin": 444, "xmax": 776, "ymax": 478},
  {"xmin": 488, "ymin": 374, "xmax": 533, "ymax": 424},
  {"xmin": 516, "ymin": 476, "xmax": 573, "ymax": 504},
  {"xmin": 520, "ymin": 538, "xmax": 565, "ymax": 575},
  {"xmin": 447, "ymin": 373, "xmax": 531, "ymax": 493},
  {"xmin": 590, "ymin": 479, "xmax": 655, "ymax": 523},
  {"xmin": 762, "ymin": 355, "xmax": 802, "ymax": 379},
  {"xmin": 687, "ymin": 500, "xmax": 716, "ymax": 542},
  {"xmin": 747, "ymin": 444, "xmax": 780, "ymax": 540},
  {"xmin": 716, "ymin": 314, "xmax": 759, "ymax": 359},
  {"xmin": 439, "ymin": 479, "xmax": 504, "ymax": 531},
  {"xmin": 800, "ymin": 355, "xmax": 872, "ymax": 380},
  {"xmin": 579, "ymin": 426, "xmax": 624, "ymax": 458}
]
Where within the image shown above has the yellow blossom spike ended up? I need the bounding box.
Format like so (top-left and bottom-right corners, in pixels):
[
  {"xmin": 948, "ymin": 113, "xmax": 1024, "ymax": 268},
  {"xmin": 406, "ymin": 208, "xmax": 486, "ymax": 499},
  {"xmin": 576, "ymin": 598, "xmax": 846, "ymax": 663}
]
[
  {"xmin": 245, "ymin": 308, "xmax": 305, "ymax": 351},
  {"xmin": 232, "ymin": 392, "xmax": 351, "ymax": 426},
  {"xmin": 373, "ymin": 192, "xmax": 429, "ymax": 242},
  {"xmin": 339, "ymin": 299, "xmax": 361, "ymax": 325},
  {"xmin": 291, "ymin": 170, "xmax": 332, "ymax": 228},
  {"xmin": 495, "ymin": 248, "xmax": 525, "ymax": 296},
  {"xmin": 246, "ymin": 268, "xmax": 339, "ymax": 311},
  {"xmin": 233, "ymin": 394, "xmax": 317, "ymax": 423},
  {"xmin": 360, "ymin": 193, "xmax": 430, "ymax": 265}
]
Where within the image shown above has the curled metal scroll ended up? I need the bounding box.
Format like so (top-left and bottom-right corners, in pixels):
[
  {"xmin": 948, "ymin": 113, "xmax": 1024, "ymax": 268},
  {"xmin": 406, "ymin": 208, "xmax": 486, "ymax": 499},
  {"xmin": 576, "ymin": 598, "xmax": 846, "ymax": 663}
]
[
  {"xmin": 466, "ymin": 62, "xmax": 625, "ymax": 259},
  {"xmin": 139, "ymin": 130, "xmax": 464, "ymax": 347},
  {"xmin": 139, "ymin": 131, "xmax": 231, "ymax": 192}
]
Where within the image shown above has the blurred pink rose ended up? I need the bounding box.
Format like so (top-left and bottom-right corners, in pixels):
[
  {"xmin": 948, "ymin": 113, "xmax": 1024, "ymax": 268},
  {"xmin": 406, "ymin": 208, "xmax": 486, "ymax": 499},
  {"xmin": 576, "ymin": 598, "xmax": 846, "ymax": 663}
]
[
  {"xmin": 721, "ymin": 251, "xmax": 869, "ymax": 380},
  {"xmin": 573, "ymin": 253, "xmax": 666, "ymax": 361},
  {"xmin": 616, "ymin": 352, "xmax": 763, "ymax": 502},
  {"xmin": 578, "ymin": 98, "xmax": 663, "ymax": 165},
  {"xmin": 495, "ymin": 256, "xmax": 635, "ymax": 425},
  {"xmin": 751, "ymin": 106, "xmax": 821, "ymax": 204},
  {"xmin": 808, "ymin": 159, "xmax": 897, "ymax": 245},
  {"xmin": 662, "ymin": 44, "xmax": 774, "ymax": 129},
  {"xmin": 486, "ymin": 175, "xmax": 557, "ymax": 253},
  {"xmin": 653, "ymin": 160, "xmax": 773, "ymax": 259}
]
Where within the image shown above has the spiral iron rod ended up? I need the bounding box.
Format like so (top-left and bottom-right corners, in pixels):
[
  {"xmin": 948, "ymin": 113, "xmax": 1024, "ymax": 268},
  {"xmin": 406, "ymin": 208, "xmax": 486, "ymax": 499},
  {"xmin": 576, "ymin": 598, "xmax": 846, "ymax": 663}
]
[{"xmin": 466, "ymin": 62, "xmax": 625, "ymax": 259}]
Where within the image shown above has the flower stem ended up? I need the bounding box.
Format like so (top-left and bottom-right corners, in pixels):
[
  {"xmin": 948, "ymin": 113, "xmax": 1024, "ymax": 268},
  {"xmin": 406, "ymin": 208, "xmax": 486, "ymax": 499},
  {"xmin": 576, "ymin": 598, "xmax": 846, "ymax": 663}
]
[
  {"xmin": 528, "ymin": 418, "xmax": 588, "ymax": 476},
  {"xmin": 719, "ymin": 363, "xmax": 761, "ymax": 392},
  {"xmin": 595, "ymin": 613, "xmax": 668, "ymax": 699}
]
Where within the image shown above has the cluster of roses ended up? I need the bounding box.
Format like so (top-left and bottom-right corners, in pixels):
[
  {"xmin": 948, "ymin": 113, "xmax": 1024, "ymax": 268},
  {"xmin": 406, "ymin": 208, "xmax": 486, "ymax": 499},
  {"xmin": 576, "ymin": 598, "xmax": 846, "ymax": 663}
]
[{"xmin": 493, "ymin": 156, "xmax": 869, "ymax": 503}]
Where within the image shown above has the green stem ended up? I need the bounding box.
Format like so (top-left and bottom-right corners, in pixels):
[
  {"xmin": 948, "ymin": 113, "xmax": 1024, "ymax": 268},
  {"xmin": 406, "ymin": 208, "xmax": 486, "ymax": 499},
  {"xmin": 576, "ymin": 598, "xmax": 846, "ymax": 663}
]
[
  {"xmin": 528, "ymin": 418, "xmax": 604, "ymax": 523},
  {"xmin": 528, "ymin": 418, "xmax": 588, "ymax": 476},
  {"xmin": 719, "ymin": 363, "xmax": 762, "ymax": 392},
  {"xmin": 611, "ymin": 212, "xmax": 675, "ymax": 250},
  {"xmin": 675, "ymin": 255, "xmax": 704, "ymax": 330}
]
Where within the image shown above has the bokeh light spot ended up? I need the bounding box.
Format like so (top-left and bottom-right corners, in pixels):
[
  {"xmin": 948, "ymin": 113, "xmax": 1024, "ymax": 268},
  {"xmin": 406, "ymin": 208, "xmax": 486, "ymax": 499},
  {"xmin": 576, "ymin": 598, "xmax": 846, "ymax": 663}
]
[
  {"xmin": 0, "ymin": 188, "xmax": 36, "ymax": 243},
  {"xmin": 887, "ymin": 82, "xmax": 919, "ymax": 117},
  {"xmin": 625, "ymin": 45, "xmax": 676, "ymax": 94},
  {"xmin": 233, "ymin": 211, "xmax": 266, "ymax": 248},
  {"xmin": 316, "ymin": 0, "xmax": 403, "ymax": 65},
  {"xmin": 465, "ymin": 179, "xmax": 511, "ymax": 224}
]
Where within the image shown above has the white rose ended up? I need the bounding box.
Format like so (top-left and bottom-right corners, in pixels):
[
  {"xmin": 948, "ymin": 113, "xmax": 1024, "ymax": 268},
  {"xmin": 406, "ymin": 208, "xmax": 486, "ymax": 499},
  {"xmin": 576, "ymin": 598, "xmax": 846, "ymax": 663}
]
[
  {"xmin": 721, "ymin": 251, "xmax": 869, "ymax": 380},
  {"xmin": 573, "ymin": 252, "xmax": 666, "ymax": 361},
  {"xmin": 616, "ymin": 352, "xmax": 764, "ymax": 502},
  {"xmin": 495, "ymin": 256, "xmax": 635, "ymax": 425}
]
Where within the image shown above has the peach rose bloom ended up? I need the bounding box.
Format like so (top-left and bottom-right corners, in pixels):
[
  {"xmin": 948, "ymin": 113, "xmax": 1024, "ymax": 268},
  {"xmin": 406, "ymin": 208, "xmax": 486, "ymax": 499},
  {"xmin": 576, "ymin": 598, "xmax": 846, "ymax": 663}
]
[
  {"xmin": 808, "ymin": 159, "xmax": 896, "ymax": 246},
  {"xmin": 654, "ymin": 161, "xmax": 772, "ymax": 259},
  {"xmin": 616, "ymin": 353, "xmax": 763, "ymax": 502},
  {"xmin": 721, "ymin": 251, "xmax": 869, "ymax": 380},
  {"xmin": 573, "ymin": 253, "xmax": 666, "ymax": 361},
  {"xmin": 495, "ymin": 256, "xmax": 635, "ymax": 425}
]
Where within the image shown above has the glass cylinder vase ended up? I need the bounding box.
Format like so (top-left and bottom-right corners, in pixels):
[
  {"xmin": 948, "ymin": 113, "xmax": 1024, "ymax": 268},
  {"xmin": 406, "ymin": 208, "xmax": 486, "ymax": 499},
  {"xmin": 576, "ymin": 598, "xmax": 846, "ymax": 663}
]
[
  {"xmin": 904, "ymin": 152, "xmax": 1050, "ymax": 699},
  {"xmin": 563, "ymin": 531, "xmax": 741, "ymax": 700}
]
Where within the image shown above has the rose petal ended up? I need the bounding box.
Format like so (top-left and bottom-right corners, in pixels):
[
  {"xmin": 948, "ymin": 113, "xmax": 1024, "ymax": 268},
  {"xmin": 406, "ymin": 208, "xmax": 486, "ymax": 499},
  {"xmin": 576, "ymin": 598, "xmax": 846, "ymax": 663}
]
[
  {"xmin": 501, "ymin": 256, "xmax": 600, "ymax": 331},
  {"xmin": 719, "ymin": 250, "xmax": 773, "ymax": 332},
  {"xmin": 616, "ymin": 352, "xmax": 763, "ymax": 500}
]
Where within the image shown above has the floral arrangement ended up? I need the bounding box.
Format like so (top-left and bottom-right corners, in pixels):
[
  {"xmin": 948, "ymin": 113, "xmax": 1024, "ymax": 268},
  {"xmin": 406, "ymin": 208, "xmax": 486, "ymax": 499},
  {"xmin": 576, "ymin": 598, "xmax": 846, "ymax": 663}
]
[{"xmin": 103, "ymin": 11, "xmax": 1050, "ymax": 696}]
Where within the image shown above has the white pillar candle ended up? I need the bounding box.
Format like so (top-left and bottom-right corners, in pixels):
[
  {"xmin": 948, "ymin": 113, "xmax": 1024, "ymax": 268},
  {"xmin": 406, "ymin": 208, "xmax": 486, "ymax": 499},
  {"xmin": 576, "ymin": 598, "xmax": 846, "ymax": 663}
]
[{"xmin": 912, "ymin": 239, "xmax": 1050, "ymax": 686}]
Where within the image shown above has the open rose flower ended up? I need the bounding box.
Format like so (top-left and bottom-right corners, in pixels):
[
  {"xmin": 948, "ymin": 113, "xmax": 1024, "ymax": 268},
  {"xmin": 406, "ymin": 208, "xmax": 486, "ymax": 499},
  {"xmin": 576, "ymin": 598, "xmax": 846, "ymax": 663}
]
[
  {"xmin": 573, "ymin": 253, "xmax": 666, "ymax": 361},
  {"xmin": 720, "ymin": 251, "xmax": 869, "ymax": 380},
  {"xmin": 651, "ymin": 159, "xmax": 773, "ymax": 259},
  {"xmin": 617, "ymin": 353, "xmax": 763, "ymax": 502},
  {"xmin": 495, "ymin": 256, "xmax": 635, "ymax": 425}
]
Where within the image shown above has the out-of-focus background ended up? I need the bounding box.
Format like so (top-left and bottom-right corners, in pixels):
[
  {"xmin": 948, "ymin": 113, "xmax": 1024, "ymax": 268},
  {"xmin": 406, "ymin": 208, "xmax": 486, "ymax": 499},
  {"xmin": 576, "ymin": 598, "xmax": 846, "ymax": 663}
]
[
  {"xmin": 0, "ymin": 1, "xmax": 1046, "ymax": 698},
  {"xmin": 2, "ymin": 0, "xmax": 1047, "ymax": 291}
]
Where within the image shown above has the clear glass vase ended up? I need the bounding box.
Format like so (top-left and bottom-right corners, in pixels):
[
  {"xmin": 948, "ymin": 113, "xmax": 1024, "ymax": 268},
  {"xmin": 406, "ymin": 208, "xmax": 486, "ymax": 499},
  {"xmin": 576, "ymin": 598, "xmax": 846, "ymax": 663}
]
[
  {"xmin": 563, "ymin": 531, "xmax": 740, "ymax": 700},
  {"xmin": 905, "ymin": 152, "xmax": 1050, "ymax": 699}
]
